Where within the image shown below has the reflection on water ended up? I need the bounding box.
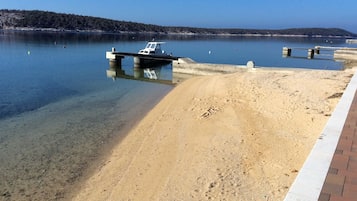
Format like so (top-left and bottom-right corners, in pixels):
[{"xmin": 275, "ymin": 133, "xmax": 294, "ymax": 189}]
[{"xmin": 106, "ymin": 62, "xmax": 173, "ymax": 85}]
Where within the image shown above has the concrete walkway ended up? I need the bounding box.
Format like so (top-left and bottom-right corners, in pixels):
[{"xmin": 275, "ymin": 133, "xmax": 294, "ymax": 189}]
[{"xmin": 284, "ymin": 71, "xmax": 357, "ymax": 201}]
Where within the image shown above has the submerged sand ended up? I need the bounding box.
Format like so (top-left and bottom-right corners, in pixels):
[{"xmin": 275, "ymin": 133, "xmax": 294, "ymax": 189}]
[
  {"xmin": 73, "ymin": 67, "xmax": 355, "ymax": 201},
  {"xmin": 0, "ymin": 81, "xmax": 172, "ymax": 201}
]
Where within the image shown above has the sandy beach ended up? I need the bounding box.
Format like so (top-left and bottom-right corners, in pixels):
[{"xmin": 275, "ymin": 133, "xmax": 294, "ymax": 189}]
[{"xmin": 73, "ymin": 67, "xmax": 355, "ymax": 201}]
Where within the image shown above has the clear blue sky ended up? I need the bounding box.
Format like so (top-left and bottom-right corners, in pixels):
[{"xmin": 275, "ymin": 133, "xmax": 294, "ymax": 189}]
[{"xmin": 1, "ymin": 0, "xmax": 357, "ymax": 33}]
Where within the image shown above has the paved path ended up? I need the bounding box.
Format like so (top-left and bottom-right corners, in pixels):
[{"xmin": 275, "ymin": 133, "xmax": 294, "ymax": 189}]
[{"xmin": 318, "ymin": 90, "xmax": 357, "ymax": 200}]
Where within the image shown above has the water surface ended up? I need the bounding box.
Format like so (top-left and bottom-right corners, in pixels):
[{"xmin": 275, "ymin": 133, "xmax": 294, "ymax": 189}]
[{"xmin": 0, "ymin": 32, "xmax": 173, "ymax": 200}]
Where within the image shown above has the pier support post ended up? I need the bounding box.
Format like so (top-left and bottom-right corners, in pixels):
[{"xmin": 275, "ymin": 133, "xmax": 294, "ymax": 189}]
[
  {"xmin": 308, "ymin": 48, "xmax": 315, "ymax": 59},
  {"xmin": 106, "ymin": 47, "xmax": 124, "ymax": 68},
  {"xmin": 107, "ymin": 65, "xmax": 125, "ymax": 79},
  {"xmin": 133, "ymin": 66, "xmax": 144, "ymax": 78},
  {"xmin": 133, "ymin": 56, "xmax": 142, "ymax": 68},
  {"xmin": 109, "ymin": 59, "xmax": 122, "ymax": 68},
  {"xmin": 315, "ymin": 46, "xmax": 320, "ymax": 55},
  {"xmin": 282, "ymin": 47, "xmax": 292, "ymax": 57}
]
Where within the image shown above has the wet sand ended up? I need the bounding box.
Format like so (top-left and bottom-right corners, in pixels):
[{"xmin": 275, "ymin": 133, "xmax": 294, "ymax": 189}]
[
  {"xmin": 0, "ymin": 81, "xmax": 172, "ymax": 201},
  {"xmin": 73, "ymin": 67, "xmax": 356, "ymax": 201}
]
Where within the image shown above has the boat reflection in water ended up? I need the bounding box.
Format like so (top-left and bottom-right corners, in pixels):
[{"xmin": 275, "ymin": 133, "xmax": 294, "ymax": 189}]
[{"xmin": 106, "ymin": 61, "xmax": 173, "ymax": 85}]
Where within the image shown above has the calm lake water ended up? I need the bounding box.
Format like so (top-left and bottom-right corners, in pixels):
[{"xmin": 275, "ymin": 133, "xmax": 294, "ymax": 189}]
[{"xmin": 0, "ymin": 31, "xmax": 355, "ymax": 200}]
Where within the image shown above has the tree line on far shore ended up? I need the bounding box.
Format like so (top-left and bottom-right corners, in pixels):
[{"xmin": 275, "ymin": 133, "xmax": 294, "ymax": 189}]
[{"xmin": 0, "ymin": 9, "xmax": 355, "ymax": 37}]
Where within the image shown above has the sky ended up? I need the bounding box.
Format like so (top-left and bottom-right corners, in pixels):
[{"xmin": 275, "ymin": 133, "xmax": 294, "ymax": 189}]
[{"xmin": 1, "ymin": 0, "xmax": 357, "ymax": 33}]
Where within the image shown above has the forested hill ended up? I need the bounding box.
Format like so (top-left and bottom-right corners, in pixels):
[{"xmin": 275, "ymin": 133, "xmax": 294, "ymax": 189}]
[{"xmin": 0, "ymin": 9, "xmax": 355, "ymax": 37}]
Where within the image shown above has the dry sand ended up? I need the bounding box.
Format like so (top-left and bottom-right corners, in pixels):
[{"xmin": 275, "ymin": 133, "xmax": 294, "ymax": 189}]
[{"xmin": 73, "ymin": 67, "xmax": 355, "ymax": 201}]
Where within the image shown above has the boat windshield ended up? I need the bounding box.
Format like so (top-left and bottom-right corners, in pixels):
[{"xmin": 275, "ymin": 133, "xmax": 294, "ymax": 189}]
[
  {"xmin": 149, "ymin": 43, "xmax": 156, "ymax": 49},
  {"xmin": 144, "ymin": 42, "xmax": 164, "ymax": 51}
]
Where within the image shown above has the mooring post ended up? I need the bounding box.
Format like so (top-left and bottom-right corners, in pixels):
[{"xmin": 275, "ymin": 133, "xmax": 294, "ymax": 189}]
[
  {"xmin": 308, "ymin": 48, "xmax": 315, "ymax": 59},
  {"xmin": 282, "ymin": 47, "xmax": 292, "ymax": 57}
]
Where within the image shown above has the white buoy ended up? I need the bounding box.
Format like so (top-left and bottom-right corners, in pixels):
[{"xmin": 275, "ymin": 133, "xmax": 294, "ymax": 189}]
[
  {"xmin": 208, "ymin": 50, "xmax": 211, "ymax": 54},
  {"xmin": 27, "ymin": 50, "xmax": 31, "ymax": 55}
]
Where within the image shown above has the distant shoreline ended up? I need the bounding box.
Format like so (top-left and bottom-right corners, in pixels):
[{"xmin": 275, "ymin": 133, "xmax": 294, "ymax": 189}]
[
  {"xmin": 1, "ymin": 28, "xmax": 355, "ymax": 39},
  {"xmin": 1, "ymin": 10, "xmax": 356, "ymax": 38}
]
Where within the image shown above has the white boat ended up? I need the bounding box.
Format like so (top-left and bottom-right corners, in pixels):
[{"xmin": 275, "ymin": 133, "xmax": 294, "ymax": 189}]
[
  {"xmin": 134, "ymin": 41, "xmax": 171, "ymax": 67},
  {"xmin": 138, "ymin": 41, "xmax": 167, "ymax": 56}
]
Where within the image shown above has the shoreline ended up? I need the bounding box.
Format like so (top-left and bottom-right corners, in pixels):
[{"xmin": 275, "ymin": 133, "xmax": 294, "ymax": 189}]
[{"xmin": 72, "ymin": 66, "xmax": 356, "ymax": 201}]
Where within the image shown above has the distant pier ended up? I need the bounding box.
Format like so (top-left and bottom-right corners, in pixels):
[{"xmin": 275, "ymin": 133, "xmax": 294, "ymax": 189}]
[
  {"xmin": 282, "ymin": 47, "xmax": 320, "ymax": 59},
  {"xmin": 283, "ymin": 47, "xmax": 314, "ymax": 59},
  {"xmin": 334, "ymin": 47, "xmax": 357, "ymax": 61},
  {"xmin": 283, "ymin": 46, "xmax": 357, "ymax": 62},
  {"xmin": 282, "ymin": 46, "xmax": 339, "ymax": 59},
  {"xmin": 346, "ymin": 39, "xmax": 357, "ymax": 44}
]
